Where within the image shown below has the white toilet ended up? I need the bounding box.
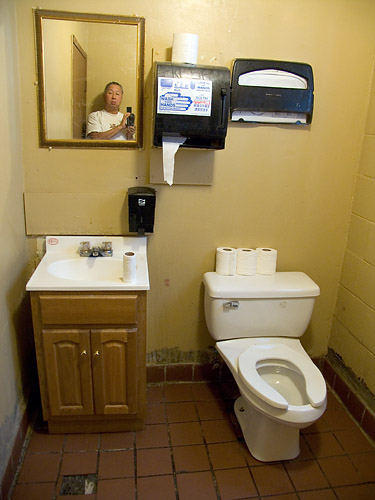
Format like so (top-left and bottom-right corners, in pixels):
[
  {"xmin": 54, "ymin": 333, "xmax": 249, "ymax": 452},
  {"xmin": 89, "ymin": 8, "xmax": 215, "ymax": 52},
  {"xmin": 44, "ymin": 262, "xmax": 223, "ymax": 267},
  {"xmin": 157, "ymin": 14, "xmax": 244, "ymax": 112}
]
[{"xmin": 203, "ymin": 271, "xmax": 327, "ymax": 462}]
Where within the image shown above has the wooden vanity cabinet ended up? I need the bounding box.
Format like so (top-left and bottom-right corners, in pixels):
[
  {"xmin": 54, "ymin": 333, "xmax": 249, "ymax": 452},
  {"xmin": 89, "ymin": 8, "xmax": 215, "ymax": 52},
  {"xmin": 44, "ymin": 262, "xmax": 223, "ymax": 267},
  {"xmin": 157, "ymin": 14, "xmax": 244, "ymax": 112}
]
[{"xmin": 30, "ymin": 291, "xmax": 146, "ymax": 433}]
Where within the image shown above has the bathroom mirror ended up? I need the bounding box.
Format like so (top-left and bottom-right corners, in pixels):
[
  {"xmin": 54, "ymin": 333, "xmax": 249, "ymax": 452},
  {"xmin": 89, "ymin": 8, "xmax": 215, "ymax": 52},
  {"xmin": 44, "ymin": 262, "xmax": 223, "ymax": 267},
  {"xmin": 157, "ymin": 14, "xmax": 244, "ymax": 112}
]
[{"xmin": 34, "ymin": 9, "xmax": 145, "ymax": 149}]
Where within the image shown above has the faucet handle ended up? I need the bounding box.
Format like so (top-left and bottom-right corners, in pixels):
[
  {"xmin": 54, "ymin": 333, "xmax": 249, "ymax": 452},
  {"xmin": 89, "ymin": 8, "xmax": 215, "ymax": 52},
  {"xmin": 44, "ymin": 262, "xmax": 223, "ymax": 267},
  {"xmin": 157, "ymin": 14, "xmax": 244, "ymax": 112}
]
[
  {"xmin": 100, "ymin": 241, "xmax": 113, "ymax": 257},
  {"xmin": 79, "ymin": 241, "xmax": 91, "ymax": 256},
  {"xmin": 102, "ymin": 241, "xmax": 112, "ymax": 251}
]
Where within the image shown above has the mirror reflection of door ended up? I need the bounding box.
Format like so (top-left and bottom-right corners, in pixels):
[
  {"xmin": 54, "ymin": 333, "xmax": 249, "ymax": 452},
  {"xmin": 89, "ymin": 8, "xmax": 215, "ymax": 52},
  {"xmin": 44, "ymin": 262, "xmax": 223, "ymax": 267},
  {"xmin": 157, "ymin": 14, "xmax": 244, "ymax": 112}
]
[{"xmin": 72, "ymin": 36, "xmax": 87, "ymax": 139}]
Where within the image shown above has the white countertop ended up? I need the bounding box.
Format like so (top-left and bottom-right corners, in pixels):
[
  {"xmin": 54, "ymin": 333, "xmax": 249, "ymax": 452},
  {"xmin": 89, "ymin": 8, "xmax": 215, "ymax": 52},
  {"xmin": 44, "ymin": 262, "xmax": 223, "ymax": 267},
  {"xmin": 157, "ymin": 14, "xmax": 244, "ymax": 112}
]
[{"xmin": 26, "ymin": 236, "xmax": 150, "ymax": 291}]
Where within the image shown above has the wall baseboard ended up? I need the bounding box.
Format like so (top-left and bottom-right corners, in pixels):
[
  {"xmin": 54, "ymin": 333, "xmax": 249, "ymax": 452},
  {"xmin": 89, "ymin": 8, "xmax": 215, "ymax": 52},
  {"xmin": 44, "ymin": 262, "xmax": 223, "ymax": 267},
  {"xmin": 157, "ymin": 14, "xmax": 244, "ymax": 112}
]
[
  {"xmin": 0, "ymin": 409, "xmax": 29, "ymax": 500},
  {"xmin": 322, "ymin": 350, "xmax": 375, "ymax": 443},
  {"xmin": 146, "ymin": 360, "xmax": 232, "ymax": 384}
]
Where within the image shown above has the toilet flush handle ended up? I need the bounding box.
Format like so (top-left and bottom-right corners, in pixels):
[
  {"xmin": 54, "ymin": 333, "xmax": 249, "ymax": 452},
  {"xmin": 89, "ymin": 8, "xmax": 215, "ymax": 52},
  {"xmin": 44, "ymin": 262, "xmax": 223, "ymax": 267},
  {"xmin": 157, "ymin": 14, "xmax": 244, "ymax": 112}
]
[{"xmin": 223, "ymin": 301, "xmax": 239, "ymax": 309}]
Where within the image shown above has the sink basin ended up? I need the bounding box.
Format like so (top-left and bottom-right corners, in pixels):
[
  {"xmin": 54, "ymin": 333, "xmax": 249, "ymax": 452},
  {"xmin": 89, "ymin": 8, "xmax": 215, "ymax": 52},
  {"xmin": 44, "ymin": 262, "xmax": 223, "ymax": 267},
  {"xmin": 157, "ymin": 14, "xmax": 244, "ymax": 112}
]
[
  {"xmin": 47, "ymin": 258, "xmax": 124, "ymax": 281},
  {"xmin": 26, "ymin": 236, "xmax": 149, "ymax": 291}
]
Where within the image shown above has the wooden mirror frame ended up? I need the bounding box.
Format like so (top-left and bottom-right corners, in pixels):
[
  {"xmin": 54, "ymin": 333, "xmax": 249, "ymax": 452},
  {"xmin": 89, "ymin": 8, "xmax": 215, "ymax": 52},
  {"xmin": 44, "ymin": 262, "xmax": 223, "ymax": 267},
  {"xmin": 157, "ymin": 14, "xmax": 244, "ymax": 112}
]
[{"xmin": 34, "ymin": 9, "xmax": 145, "ymax": 149}]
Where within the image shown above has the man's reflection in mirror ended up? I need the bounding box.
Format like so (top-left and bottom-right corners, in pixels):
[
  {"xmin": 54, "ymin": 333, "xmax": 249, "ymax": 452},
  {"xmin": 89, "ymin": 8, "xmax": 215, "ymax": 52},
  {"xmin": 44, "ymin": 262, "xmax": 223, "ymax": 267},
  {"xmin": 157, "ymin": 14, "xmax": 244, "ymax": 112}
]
[{"xmin": 86, "ymin": 82, "xmax": 136, "ymax": 140}]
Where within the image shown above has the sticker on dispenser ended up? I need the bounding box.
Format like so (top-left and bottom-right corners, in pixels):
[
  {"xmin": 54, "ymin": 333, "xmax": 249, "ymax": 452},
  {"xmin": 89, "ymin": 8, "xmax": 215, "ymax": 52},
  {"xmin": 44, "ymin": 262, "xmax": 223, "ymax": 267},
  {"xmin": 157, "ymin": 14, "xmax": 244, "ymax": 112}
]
[{"xmin": 157, "ymin": 77, "xmax": 212, "ymax": 116}]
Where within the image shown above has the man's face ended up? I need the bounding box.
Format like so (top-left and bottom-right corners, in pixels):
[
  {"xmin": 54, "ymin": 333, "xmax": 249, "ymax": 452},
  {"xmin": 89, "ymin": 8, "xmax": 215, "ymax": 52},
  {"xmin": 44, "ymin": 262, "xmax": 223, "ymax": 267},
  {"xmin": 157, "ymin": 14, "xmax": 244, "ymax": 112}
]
[{"xmin": 104, "ymin": 84, "xmax": 123, "ymax": 113}]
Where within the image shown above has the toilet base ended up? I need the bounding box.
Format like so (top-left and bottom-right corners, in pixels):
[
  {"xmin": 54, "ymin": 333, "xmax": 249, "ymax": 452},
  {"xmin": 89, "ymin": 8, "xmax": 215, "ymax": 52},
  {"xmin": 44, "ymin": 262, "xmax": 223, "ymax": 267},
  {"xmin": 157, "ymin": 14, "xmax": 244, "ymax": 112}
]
[{"xmin": 234, "ymin": 396, "xmax": 300, "ymax": 462}]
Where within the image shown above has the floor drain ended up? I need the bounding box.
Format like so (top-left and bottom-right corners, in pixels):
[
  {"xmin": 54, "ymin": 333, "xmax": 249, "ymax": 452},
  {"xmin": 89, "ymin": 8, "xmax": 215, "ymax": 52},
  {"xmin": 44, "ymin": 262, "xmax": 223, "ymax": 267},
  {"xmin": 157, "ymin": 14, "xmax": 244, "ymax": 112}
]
[{"xmin": 60, "ymin": 474, "xmax": 97, "ymax": 496}]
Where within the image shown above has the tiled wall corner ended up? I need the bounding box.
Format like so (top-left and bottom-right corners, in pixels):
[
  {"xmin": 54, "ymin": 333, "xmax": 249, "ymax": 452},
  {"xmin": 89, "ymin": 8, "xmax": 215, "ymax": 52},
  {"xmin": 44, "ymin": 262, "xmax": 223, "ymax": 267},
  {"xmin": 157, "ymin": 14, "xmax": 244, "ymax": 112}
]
[{"xmin": 329, "ymin": 61, "xmax": 375, "ymax": 397}]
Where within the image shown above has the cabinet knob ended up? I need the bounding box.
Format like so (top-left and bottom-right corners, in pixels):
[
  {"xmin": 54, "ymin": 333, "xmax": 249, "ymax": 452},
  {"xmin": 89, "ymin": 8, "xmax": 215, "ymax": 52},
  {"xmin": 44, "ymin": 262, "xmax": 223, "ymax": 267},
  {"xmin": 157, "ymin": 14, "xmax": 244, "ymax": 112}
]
[
  {"xmin": 80, "ymin": 350, "xmax": 87, "ymax": 356},
  {"xmin": 94, "ymin": 351, "xmax": 100, "ymax": 356}
]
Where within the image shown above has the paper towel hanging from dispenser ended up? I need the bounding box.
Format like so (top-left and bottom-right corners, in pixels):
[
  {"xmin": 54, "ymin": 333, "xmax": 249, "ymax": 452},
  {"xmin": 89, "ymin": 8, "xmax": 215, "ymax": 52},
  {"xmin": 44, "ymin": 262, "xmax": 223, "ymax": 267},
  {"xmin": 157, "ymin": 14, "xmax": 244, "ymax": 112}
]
[{"xmin": 230, "ymin": 59, "xmax": 314, "ymax": 124}]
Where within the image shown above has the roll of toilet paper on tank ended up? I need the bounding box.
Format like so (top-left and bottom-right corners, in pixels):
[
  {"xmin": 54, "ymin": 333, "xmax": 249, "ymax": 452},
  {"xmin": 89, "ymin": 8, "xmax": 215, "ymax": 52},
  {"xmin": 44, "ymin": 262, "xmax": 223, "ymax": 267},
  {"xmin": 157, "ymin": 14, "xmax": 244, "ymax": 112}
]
[
  {"xmin": 123, "ymin": 251, "xmax": 136, "ymax": 283},
  {"xmin": 216, "ymin": 247, "xmax": 237, "ymax": 275},
  {"xmin": 163, "ymin": 136, "xmax": 187, "ymax": 186},
  {"xmin": 256, "ymin": 248, "xmax": 277, "ymax": 275},
  {"xmin": 172, "ymin": 33, "xmax": 199, "ymax": 64},
  {"xmin": 236, "ymin": 248, "xmax": 257, "ymax": 275}
]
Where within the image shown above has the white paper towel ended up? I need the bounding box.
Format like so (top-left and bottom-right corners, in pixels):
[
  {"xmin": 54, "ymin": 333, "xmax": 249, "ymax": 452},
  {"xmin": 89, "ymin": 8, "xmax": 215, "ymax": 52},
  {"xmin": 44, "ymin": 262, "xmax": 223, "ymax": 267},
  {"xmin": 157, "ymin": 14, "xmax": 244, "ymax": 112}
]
[
  {"xmin": 256, "ymin": 248, "xmax": 277, "ymax": 275},
  {"xmin": 162, "ymin": 136, "xmax": 186, "ymax": 186},
  {"xmin": 123, "ymin": 251, "xmax": 136, "ymax": 283},
  {"xmin": 216, "ymin": 247, "xmax": 237, "ymax": 275},
  {"xmin": 172, "ymin": 33, "xmax": 199, "ymax": 64},
  {"xmin": 236, "ymin": 248, "xmax": 257, "ymax": 275}
]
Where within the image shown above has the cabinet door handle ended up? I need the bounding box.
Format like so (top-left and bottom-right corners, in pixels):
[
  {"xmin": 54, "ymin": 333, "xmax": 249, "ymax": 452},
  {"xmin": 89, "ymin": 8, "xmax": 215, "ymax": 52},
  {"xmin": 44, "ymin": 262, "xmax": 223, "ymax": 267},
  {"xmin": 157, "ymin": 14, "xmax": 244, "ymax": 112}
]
[
  {"xmin": 94, "ymin": 351, "xmax": 100, "ymax": 356},
  {"xmin": 80, "ymin": 350, "xmax": 87, "ymax": 356}
]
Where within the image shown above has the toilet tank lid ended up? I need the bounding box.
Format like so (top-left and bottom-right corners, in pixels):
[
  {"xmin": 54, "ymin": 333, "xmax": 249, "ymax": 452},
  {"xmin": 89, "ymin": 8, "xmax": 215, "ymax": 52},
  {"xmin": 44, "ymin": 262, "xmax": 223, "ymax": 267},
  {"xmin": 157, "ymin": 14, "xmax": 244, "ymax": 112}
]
[{"xmin": 203, "ymin": 272, "xmax": 320, "ymax": 299}]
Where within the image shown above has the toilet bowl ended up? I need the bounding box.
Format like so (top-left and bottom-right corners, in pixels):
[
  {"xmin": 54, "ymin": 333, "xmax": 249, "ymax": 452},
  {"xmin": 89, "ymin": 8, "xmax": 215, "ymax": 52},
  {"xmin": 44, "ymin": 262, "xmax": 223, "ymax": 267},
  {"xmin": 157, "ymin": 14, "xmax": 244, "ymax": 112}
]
[
  {"xmin": 238, "ymin": 341, "xmax": 326, "ymax": 411},
  {"xmin": 203, "ymin": 271, "xmax": 327, "ymax": 462},
  {"xmin": 217, "ymin": 338, "xmax": 327, "ymax": 461}
]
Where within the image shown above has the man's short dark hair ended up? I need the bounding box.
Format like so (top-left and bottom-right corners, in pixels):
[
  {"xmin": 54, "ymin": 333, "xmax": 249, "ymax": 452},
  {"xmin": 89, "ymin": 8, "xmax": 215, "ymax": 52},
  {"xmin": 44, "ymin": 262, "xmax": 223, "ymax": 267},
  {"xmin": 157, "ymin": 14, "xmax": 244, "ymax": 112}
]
[{"xmin": 104, "ymin": 81, "xmax": 123, "ymax": 93}]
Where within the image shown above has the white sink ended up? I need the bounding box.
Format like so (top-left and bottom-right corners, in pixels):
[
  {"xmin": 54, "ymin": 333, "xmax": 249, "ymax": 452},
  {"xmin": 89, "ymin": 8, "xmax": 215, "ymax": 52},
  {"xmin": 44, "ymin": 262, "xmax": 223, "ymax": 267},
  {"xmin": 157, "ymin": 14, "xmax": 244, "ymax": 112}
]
[
  {"xmin": 47, "ymin": 258, "xmax": 124, "ymax": 281},
  {"xmin": 26, "ymin": 236, "xmax": 150, "ymax": 291}
]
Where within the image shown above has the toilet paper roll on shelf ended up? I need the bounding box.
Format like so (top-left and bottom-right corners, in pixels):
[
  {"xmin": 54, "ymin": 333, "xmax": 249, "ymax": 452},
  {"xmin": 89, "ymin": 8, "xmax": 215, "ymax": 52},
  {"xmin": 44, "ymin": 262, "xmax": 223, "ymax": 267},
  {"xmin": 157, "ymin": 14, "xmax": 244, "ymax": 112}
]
[
  {"xmin": 256, "ymin": 248, "xmax": 277, "ymax": 274},
  {"xmin": 172, "ymin": 32, "xmax": 199, "ymax": 64},
  {"xmin": 236, "ymin": 248, "xmax": 257, "ymax": 275},
  {"xmin": 123, "ymin": 251, "xmax": 136, "ymax": 283},
  {"xmin": 216, "ymin": 247, "xmax": 237, "ymax": 275}
]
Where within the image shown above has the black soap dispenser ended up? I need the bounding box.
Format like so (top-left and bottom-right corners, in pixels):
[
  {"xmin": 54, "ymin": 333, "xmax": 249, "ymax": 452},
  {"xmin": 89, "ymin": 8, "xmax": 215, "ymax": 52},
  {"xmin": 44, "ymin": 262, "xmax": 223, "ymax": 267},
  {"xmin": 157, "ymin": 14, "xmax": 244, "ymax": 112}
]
[{"xmin": 128, "ymin": 187, "xmax": 156, "ymax": 235}]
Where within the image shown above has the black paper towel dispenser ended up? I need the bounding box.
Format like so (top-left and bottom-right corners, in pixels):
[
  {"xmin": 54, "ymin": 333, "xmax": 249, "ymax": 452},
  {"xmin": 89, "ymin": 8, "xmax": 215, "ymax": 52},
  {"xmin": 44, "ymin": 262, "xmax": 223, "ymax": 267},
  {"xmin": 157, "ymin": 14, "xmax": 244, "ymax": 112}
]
[
  {"xmin": 153, "ymin": 62, "xmax": 231, "ymax": 149},
  {"xmin": 230, "ymin": 59, "xmax": 314, "ymax": 125}
]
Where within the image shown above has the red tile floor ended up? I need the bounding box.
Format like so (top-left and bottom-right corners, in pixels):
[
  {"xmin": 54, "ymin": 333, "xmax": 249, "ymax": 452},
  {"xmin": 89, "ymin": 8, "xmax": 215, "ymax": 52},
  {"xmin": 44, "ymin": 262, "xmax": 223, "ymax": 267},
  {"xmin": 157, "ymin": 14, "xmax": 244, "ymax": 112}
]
[{"xmin": 10, "ymin": 382, "xmax": 375, "ymax": 500}]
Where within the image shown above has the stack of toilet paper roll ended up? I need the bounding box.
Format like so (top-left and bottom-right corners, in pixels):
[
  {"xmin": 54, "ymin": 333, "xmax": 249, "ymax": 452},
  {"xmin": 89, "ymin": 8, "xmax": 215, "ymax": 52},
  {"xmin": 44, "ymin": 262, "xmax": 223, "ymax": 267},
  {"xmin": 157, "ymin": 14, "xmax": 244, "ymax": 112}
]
[
  {"xmin": 215, "ymin": 247, "xmax": 237, "ymax": 276},
  {"xmin": 256, "ymin": 247, "xmax": 278, "ymax": 274},
  {"xmin": 237, "ymin": 248, "xmax": 257, "ymax": 275},
  {"xmin": 215, "ymin": 247, "xmax": 277, "ymax": 276}
]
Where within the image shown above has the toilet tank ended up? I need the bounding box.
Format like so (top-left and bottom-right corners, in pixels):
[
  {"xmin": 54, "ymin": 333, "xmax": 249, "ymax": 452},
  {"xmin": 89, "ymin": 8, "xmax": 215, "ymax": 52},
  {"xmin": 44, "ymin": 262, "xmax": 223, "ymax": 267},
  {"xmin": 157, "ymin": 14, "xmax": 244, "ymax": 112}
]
[{"xmin": 203, "ymin": 272, "xmax": 320, "ymax": 340}]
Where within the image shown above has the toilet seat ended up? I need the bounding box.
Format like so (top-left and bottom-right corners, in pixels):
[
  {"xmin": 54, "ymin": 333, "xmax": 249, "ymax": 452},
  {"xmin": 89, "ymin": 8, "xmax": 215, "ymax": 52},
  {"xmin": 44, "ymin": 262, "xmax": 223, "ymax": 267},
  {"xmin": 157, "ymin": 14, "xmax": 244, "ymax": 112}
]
[{"xmin": 238, "ymin": 344, "xmax": 326, "ymax": 410}]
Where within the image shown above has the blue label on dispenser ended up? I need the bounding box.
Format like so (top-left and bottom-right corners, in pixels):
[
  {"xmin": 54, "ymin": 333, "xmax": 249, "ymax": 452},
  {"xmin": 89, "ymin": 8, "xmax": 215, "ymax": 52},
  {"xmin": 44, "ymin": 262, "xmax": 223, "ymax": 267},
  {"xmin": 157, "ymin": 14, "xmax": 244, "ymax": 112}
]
[{"xmin": 157, "ymin": 77, "xmax": 212, "ymax": 116}]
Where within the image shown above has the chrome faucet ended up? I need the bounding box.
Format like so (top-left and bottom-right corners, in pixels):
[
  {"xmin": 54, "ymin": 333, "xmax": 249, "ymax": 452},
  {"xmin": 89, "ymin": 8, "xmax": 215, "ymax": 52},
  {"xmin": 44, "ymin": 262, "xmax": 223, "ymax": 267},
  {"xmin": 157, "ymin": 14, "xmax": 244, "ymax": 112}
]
[{"xmin": 79, "ymin": 241, "xmax": 113, "ymax": 257}]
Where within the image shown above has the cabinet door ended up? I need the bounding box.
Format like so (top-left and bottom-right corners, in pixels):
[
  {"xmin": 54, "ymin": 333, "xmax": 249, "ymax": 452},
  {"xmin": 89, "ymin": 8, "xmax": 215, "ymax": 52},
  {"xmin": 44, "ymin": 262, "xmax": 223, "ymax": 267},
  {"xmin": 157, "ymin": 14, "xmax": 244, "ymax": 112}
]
[
  {"xmin": 91, "ymin": 329, "xmax": 137, "ymax": 415},
  {"xmin": 42, "ymin": 329, "xmax": 94, "ymax": 416}
]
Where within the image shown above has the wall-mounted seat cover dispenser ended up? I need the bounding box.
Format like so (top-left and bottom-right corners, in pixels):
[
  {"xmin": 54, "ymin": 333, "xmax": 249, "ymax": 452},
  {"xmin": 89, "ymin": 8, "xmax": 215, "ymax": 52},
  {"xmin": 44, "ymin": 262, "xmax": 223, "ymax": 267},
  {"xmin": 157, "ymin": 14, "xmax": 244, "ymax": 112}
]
[
  {"xmin": 153, "ymin": 62, "xmax": 231, "ymax": 149},
  {"xmin": 230, "ymin": 59, "xmax": 314, "ymax": 125}
]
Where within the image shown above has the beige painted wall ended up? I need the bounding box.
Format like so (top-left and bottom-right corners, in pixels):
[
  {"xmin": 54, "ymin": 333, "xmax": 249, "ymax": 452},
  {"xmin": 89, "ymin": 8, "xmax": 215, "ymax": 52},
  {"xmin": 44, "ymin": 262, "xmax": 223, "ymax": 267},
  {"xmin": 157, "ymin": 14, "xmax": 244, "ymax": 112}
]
[
  {"xmin": 0, "ymin": 0, "xmax": 35, "ymax": 482},
  {"xmin": 17, "ymin": 0, "xmax": 375, "ymax": 363},
  {"xmin": 330, "ymin": 65, "xmax": 375, "ymax": 394}
]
